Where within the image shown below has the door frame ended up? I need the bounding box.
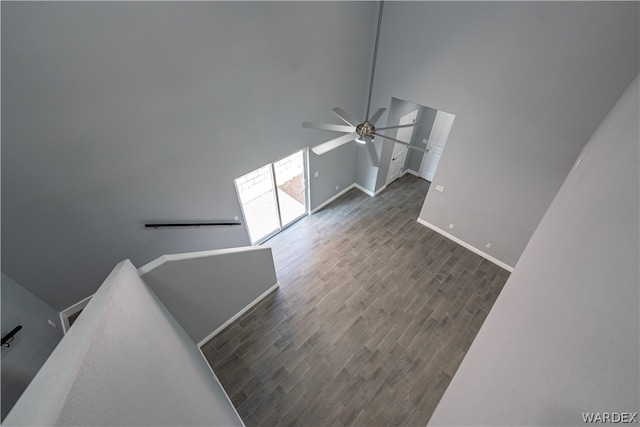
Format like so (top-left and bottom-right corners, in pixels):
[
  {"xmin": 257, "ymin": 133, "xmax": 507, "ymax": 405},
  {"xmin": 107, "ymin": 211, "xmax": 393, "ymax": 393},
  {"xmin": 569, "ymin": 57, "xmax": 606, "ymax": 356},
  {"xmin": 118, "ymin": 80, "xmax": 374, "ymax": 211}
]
[
  {"xmin": 234, "ymin": 148, "xmax": 309, "ymax": 245},
  {"xmin": 386, "ymin": 109, "xmax": 418, "ymax": 185},
  {"xmin": 418, "ymin": 110, "xmax": 455, "ymax": 181}
]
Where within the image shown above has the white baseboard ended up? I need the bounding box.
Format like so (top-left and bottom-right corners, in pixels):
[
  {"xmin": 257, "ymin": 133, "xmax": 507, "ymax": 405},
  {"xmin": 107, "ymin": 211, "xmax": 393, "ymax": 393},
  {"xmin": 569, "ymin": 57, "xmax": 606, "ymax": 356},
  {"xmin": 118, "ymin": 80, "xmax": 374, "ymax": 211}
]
[
  {"xmin": 374, "ymin": 185, "xmax": 387, "ymax": 196},
  {"xmin": 403, "ymin": 169, "xmax": 420, "ymax": 178},
  {"xmin": 416, "ymin": 218, "xmax": 514, "ymax": 272},
  {"xmin": 310, "ymin": 184, "xmax": 356, "ymax": 214},
  {"xmin": 353, "ymin": 183, "xmax": 375, "ymax": 197},
  {"xmin": 197, "ymin": 282, "xmax": 280, "ymax": 347},
  {"xmin": 311, "ymin": 182, "xmax": 385, "ymax": 214},
  {"xmin": 353, "ymin": 183, "xmax": 387, "ymax": 197}
]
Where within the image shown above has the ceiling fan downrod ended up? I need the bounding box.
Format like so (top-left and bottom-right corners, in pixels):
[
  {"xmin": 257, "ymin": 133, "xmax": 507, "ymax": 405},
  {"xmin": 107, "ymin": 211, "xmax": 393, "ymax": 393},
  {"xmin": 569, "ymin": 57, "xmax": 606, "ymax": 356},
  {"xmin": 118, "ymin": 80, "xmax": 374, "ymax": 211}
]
[
  {"xmin": 365, "ymin": 0, "xmax": 384, "ymax": 122},
  {"xmin": 303, "ymin": 1, "xmax": 427, "ymax": 166}
]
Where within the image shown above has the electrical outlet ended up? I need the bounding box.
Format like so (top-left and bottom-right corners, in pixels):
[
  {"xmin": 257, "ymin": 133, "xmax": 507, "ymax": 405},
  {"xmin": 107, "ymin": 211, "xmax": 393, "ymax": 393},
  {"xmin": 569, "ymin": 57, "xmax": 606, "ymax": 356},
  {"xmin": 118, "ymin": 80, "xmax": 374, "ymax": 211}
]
[
  {"xmin": 48, "ymin": 319, "xmax": 57, "ymax": 328},
  {"xmin": 448, "ymin": 224, "xmax": 454, "ymax": 229},
  {"xmin": 314, "ymin": 171, "xmax": 319, "ymax": 178},
  {"xmin": 435, "ymin": 185, "xmax": 445, "ymax": 192},
  {"xmin": 485, "ymin": 243, "xmax": 492, "ymax": 249},
  {"xmin": 336, "ymin": 185, "xmax": 339, "ymax": 191},
  {"xmin": 422, "ymin": 138, "xmax": 428, "ymax": 145},
  {"xmin": 234, "ymin": 216, "xmax": 239, "ymax": 222}
]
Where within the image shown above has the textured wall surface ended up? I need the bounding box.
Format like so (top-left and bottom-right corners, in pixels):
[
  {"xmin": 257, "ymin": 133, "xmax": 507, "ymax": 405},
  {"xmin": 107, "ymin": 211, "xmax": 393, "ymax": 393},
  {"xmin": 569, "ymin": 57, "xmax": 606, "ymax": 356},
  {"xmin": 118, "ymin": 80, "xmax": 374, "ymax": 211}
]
[{"xmin": 4, "ymin": 260, "xmax": 243, "ymax": 426}]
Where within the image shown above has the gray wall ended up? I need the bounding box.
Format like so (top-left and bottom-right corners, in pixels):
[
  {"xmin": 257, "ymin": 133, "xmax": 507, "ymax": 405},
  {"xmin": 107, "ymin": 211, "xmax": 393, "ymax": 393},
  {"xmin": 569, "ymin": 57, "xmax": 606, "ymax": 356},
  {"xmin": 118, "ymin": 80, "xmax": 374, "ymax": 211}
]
[
  {"xmin": 309, "ymin": 144, "xmax": 358, "ymax": 212},
  {"xmin": 139, "ymin": 246, "xmax": 278, "ymax": 344},
  {"xmin": 4, "ymin": 260, "xmax": 243, "ymax": 426},
  {"xmin": 1, "ymin": 1, "xmax": 376, "ymax": 311},
  {"xmin": 370, "ymin": 2, "xmax": 639, "ymax": 268},
  {"xmin": 429, "ymin": 75, "xmax": 639, "ymax": 426},
  {"xmin": 0, "ymin": 273, "xmax": 63, "ymax": 421}
]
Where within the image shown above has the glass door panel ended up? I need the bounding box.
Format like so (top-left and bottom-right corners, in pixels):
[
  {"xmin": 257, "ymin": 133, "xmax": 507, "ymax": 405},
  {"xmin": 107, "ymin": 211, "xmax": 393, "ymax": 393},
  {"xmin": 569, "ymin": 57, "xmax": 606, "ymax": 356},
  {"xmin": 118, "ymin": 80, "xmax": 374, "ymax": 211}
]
[
  {"xmin": 235, "ymin": 165, "xmax": 280, "ymax": 244},
  {"xmin": 235, "ymin": 149, "xmax": 308, "ymax": 245},
  {"xmin": 273, "ymin": 151, "xmax": 306, "ymax": 227}
]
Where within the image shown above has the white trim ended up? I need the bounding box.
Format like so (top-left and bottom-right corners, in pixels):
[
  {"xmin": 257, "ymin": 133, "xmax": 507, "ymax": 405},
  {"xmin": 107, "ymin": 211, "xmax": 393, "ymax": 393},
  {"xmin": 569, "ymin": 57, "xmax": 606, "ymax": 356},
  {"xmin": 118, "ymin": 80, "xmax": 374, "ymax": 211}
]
[
  {"xmin": 416, "ymin": 218, "xmax": 515, "ymax": 272},
  {"xmin": 310, "ymin": 184, "xmax": 356, "ymax": 214},
  {"xmin": 138, "ymin": 246, "xmax": 269, "ymax": 275},
  {"xmin": 311, "ymin": 181, "xmax": 390, "ymax": 213},
  {"xmin": 353, "ymin": 183, "xmax": 387, "ymax": 197},
  {"xmin": 374, "ymin": 185, "xmax": 387, "ymax": 196},
  {"xmin": 196, "ymin": 282, "xmax": 280, "ymax": 347},
  {"xmin": 304, "ymin": 147, "xmax": 312, "ymax": 215},
  {"xmin": 60, "ymin": 294, "xmax": 94, "ymax": 334},
  {"xmin": 403, "ymin": 169, "xmax": 420, "ymax": 178},
  {"xmin": 353, "ymin": 183, "xmax": 375, "ymax": 197}
]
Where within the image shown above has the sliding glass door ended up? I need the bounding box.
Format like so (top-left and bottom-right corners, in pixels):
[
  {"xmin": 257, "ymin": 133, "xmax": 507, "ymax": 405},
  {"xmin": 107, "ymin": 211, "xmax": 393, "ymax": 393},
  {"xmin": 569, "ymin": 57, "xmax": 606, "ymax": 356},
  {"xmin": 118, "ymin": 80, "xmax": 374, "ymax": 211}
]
[{"xmin": 235, "ymin": 150, "xmax": 307, "ymax": 244}]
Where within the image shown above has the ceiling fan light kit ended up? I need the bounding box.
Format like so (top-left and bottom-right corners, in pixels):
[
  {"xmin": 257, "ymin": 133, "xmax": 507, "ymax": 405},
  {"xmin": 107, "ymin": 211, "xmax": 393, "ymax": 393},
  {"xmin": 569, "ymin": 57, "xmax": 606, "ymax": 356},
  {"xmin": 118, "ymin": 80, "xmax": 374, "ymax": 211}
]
[{"xmin": 303, "ymin": 1, "xmax": 426, "ymax": 167}]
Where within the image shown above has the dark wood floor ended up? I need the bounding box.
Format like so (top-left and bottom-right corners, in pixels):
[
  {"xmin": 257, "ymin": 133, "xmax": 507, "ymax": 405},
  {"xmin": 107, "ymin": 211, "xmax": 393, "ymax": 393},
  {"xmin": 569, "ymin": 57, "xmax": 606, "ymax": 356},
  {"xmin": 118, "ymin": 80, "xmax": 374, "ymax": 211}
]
[{"xmin": 202, "ymin": 174, "xmax": 510, "ymax": 427}]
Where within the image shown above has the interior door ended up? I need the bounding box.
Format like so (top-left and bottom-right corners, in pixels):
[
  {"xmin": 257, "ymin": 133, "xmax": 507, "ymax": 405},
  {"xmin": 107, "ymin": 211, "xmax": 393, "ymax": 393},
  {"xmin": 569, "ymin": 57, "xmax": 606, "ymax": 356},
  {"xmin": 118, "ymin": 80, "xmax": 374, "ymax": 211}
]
[
  {"xmin": 386, "ymin": 109, "xmax": 418, "ymax": 185},
  {"xmin": 419, "ymin": 111, "xmax": 455, "ymax": 182}
]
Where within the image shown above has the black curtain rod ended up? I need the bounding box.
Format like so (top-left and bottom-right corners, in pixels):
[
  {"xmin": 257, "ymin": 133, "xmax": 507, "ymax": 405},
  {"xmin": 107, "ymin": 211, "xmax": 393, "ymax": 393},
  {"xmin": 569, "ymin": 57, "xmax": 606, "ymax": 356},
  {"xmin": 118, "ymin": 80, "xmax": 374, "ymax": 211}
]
[{"xmin": 145, "ymin": 221, "xmax": 241, "ymax": 229}]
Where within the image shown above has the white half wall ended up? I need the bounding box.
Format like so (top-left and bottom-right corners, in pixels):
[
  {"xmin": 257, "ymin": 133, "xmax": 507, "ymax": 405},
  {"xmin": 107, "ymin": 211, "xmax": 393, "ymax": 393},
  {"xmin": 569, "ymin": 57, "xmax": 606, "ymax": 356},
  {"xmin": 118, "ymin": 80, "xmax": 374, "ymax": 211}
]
[
  {"xmin": 429, "ymin": 75, "xmax": 639, "ymax": 426},
  {"xmin": 3, "ymin": 260, "xmax": 243, "ymax": 426},
  {"xmin": 139, "ymin": 246, "xmax": 278, "ymax": 344}
]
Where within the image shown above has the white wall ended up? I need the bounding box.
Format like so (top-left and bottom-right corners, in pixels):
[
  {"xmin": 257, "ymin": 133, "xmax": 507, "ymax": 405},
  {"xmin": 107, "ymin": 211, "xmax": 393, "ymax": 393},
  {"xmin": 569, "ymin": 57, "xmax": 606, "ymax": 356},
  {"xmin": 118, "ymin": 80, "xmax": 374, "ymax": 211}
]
[
  {"xmin": 0, "ymin": 273, "xmax": 63, "ymax": 421},
  {"xmin": 139, "ymin": 246, "xmax": 278, "ymax": 344},
  {"xmin": 367, "ymin": 1, "xmax": 639, "ymax": 268},
  {"xmin": 3, "ymin": 260, "xmax": 243, "ymax": 426},
  {"xmin": 429, "ymin": 75, "xmax": 639, "ymax": 426},
  {"xmin": 1, "ymin": 1, "xmax": 376, "ymax": 311}
]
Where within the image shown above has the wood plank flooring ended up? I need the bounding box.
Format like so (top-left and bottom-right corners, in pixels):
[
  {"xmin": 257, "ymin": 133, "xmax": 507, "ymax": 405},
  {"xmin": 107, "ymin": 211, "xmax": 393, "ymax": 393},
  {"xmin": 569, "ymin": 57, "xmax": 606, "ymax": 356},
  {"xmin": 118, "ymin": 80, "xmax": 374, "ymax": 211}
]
[{"xmin": 202, "ymin": 174, "xmax": 510, "ymax": 426}]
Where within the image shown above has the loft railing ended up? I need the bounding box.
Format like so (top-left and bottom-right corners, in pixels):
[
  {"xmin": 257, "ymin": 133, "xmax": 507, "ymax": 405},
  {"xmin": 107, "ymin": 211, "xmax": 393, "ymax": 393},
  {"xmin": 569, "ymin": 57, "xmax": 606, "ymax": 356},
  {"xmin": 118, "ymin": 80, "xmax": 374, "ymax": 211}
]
[
  {"xmin": 2, "ymin": 325, "xmax": 23, "ymax": 347},
  {"xmin": 145, "ymin": 221, "xmax": 241, "ymax": 229}
]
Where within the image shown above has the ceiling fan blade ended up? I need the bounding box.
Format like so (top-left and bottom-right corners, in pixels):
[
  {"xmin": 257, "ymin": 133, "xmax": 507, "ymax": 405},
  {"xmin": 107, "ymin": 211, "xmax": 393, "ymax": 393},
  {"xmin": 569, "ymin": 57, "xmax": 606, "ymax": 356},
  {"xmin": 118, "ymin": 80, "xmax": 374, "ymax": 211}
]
[
  {"xmin": 373, "ymin": 132, "xmax": 430, "ymax": 154},
  {"xmin": 331, "ymin": 107, "xmax": 362, "ymax": 127},
  {"xmin": 302, "ymin": 121, "xmax": 355, "ymax": 133},
  {"xmin": 369, "ymin": 108, "xmax": 386, "ymax": 125},
  {"xmin": 375, "ymin": 123, "xmax": 424, "ymax": 131},
  {"xmin": 364, "ymin": 136, "xmax": 380, "ymax": 167},
  {"xmin": 311, "ymin": 132, "xmax": 358, "ymax": 155}
]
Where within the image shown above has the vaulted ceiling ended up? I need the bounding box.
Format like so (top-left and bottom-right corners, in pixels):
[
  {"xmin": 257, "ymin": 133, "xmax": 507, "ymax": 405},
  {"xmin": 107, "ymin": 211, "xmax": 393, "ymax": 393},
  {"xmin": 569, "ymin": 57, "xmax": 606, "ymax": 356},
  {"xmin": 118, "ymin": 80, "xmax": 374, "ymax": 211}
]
[{"xmin": 2, "ymin": 1, "xmax": 638, "ymax": 311}]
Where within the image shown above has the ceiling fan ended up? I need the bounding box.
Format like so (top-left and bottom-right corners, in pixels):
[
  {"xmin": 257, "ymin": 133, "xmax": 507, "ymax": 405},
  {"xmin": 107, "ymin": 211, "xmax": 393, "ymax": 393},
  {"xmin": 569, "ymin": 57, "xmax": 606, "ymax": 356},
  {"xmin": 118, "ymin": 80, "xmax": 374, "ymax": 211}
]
[{"xmin": 303, "ymin": 1, "xmax": 428, "ymax": 167}]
